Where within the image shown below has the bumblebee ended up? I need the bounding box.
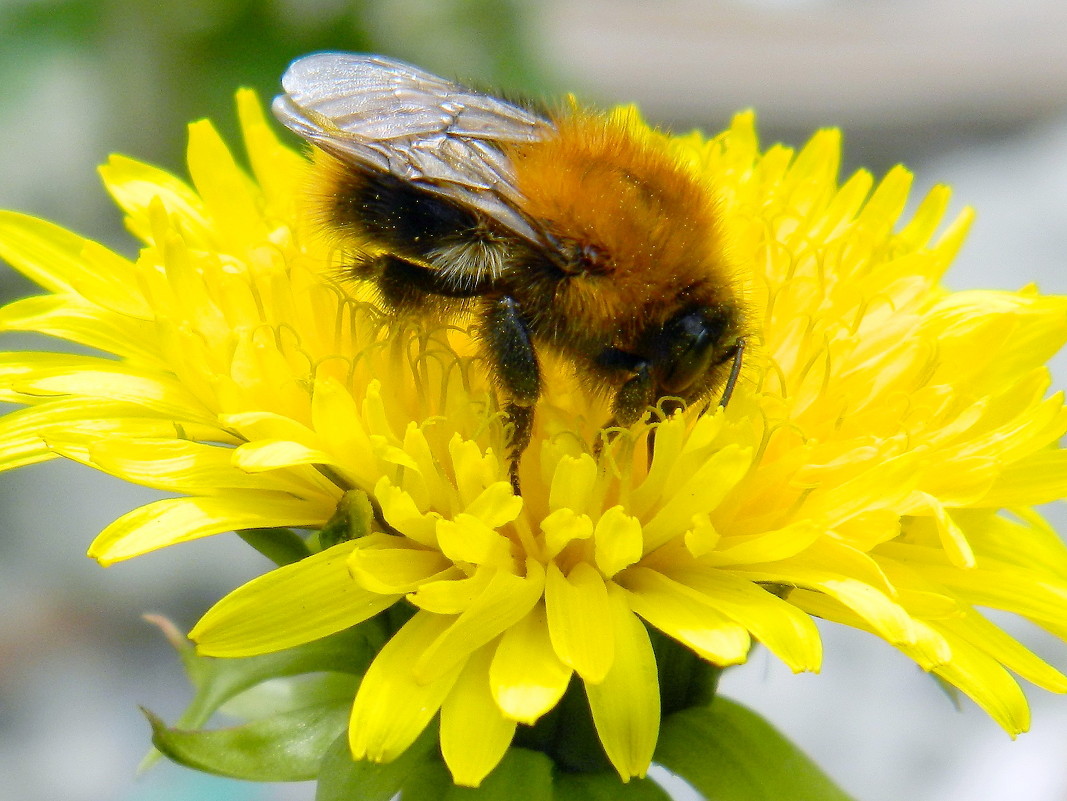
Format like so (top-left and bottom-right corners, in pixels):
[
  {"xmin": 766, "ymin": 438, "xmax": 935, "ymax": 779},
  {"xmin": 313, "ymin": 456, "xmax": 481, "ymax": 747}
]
[{"xmin": 273, "ymin": 53, "xmax": 745, "ymax": 493}]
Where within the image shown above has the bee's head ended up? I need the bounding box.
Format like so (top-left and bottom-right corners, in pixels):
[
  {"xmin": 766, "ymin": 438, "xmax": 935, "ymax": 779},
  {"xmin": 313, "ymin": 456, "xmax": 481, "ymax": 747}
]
[{"xmin": 649, "ymin": 304, "xmax": 741, "ymax": 400}]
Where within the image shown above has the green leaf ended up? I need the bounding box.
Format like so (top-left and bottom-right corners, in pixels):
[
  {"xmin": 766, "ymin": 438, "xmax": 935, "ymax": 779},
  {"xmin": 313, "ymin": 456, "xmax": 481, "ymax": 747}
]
[
  {"xmin": 176, "ymin": 620, "xmax": 383, "ymax": 729},
  {"xmin": 318, "ymin": 724, "xmax": 438, "ymax": 801},
  {"xmin": 655, "ymin": 698, "xmax": 858, "ymax": 801},
  {"xmin": 444, "ymin": 749, "xmax": 553, "ymax": 801},
  {"xmin": 554, "ymin": 771, "xmax": 672, "ymax": 801},
  {"xmin": 141, "ymin": 615, "xmax": 385, "ymax": 772},
  {"xmin": 145, "ymin": 700, "xmax": 349, "ymax": 781}
]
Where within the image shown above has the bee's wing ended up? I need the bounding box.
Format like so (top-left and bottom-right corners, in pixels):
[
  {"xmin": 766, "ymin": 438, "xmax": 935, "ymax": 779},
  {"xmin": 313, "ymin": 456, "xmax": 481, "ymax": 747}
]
[{"xmin": 273, "ymin": 52, "xmax": 553, "ymax": 244}]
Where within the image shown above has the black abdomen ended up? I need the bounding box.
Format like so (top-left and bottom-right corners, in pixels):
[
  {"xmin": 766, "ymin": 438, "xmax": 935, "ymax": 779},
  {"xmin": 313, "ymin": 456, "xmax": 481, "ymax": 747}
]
[{"xmin": 328, "ymin": 169, "xmax": 483, "ymax": 265}]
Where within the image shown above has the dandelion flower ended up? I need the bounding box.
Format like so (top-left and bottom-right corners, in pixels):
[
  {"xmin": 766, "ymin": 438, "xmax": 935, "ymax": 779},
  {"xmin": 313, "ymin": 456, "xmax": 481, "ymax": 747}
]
[{"xmin": 3, "ymin": 89, "xmax": 1067, "ymax": 793}]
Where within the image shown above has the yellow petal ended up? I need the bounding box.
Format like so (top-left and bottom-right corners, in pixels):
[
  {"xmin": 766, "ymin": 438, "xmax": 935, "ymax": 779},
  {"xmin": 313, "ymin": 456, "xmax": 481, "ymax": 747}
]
[
  {"xmin": 735, "ymin": 563, "xmax": 917, "ymax": 647},
  {"xmin": 449, "ymin": 435, "xmax": 502, "ymax": 508},
  {"xmin": 463, "ymin": 481, "xmax": 524, "ymax": 528},
  {"xmin": 73, "ymin": 437, "xmax": 319, "ymax": 495},
  {"xmin": 99, "ymin": 155, "xmax": 207, "ymax": 244},
  {"xmin": 932, "ymin": 634, "xmax": 1031, "ymax": 736},
  {"xmin": 186, "ymin": 119, "xmax": 266, "ymax": 247},
  {"xmin": 980, "ymin": 450, "xmax": 1067, "ymax": 507},
  {"xmin": 683, "ymin": 513, "xmax": 721, "ymax": 558},
  {"xmin": 350, "ymin": 611, "xmax": 464, "ymax": 761},
  {"xmin": 856, "ymin": 164, "xmax": 911, "ymax": 233},
  {"xmin": 489, "ymin": 603, "xmax": 572, "ymax": 724},
  {"xmin": 440, "ymin": 644, "xmax": 517, "ymax": 787},
  {"xmin": 941, "ymin": 605, "xmax": 1067, "ymax": 693},
  {"xmin": 593, "ymin": 506, "xmax": 644, "ymax": 578},
  {"xmin": 896, "ymin": 183, "xmax": 951, "ymax": 251},
  {"xmin": 436, "ymin": 513, "xmax": 514, "ymax": 568},
  {"xmin": 374, "ymin": 477, "xmax": 440, "ymax": 547},
  {"xmin": 220, "ymin": 411, "xmax": 319, "ymax": 446},
  {"xmin": 585, "ymin": 585, "xmax": 659, "ymax": 780},
  {"xmin": 620, "ymin": 567, "xmax": 751, "ymax": 666},
  {"xmin": 0, "ymin": 295, "xmax": 160, "ymax": 363},
  {"xmin": 88, "ymin": 493, "xmax": 328, "ymax": 565},
  {"xmin": 0, "ymin": 353, "xmax": 216, "ymax": 423},
  {"xmin": 545, "ymin": 561, "xmax": 614, "ymax": 682},
  {"xmin": 408, "ymin": 567, "xmax": 494, "ymax": 615},
  {"xmin": 191, "ymin": 540, "xmax": 397, "ymax": 655},
  {"xmin": 548, "ymin": 454, "xmax": 599, "ymax": 514},
  {"xmin": 348, "ymin": 534, "xmax": 457, "ymax": 594},
  {"xmin": 236, "ymin": 88, "xmax": 307, "ymax": 205},
  {"xmin": 0, "ymin": 211, "xmax": 147, "ymax": 316},
  {"xmin": 641, "ymin": 444, "xmax": 752, "ymax": 552},
  {"xmin": 789, "ymin": 587, "xmax": 952, "ymax": 671},
  {"xmin": 310, "ymin": 377, "xmax": 377, "ymax": 474},
  {"xmin": 912, "ymin": 492, "xmax": 975, "ymax": 568},
  {"xmin": 630, "ymin": 413, "xmax": 688, "ymax": 516},
  {"xmin": 670, "ymin": 567, "xmax": 822, "ymax": 672},
  {"xmin": 916, "ymin": 561, "xmax": 1067, "ymax": 643},
  {"xmin": 541, "ymin": 508, "xmax": 594, "ymax": 560},
  {"xmin": 0, "ymin": 400, "xmax": 234, "ymax": 472},
  {"xmin": 414, "ymin": 562, "xmax": 545, "ymax": 683},
  {"xmin": 701, "ymin": 520, "xmax": 823, "ymax": 566}
]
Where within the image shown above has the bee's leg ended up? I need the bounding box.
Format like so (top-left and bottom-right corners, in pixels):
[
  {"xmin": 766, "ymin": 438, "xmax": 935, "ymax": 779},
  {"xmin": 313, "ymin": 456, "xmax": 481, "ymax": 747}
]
[
  {"xmin": 503, "ymin": 403, "xmax": 534, "ymax": 494},
  {"xmin": 482, "ymin": 296, "xmax": 541, "ymax": 494},
  {"xmin": 593, "ymin": 357, "xmax": 654, "ymax": 461},
  {"xmin": 612, "ymin": 362, "xmax": 654, "ymax": 427}
]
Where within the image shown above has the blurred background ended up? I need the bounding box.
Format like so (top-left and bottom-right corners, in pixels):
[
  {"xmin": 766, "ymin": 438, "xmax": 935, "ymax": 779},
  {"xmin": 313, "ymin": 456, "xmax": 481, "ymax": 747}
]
[{"xmin": 2, "ymin": 1, "xmax": 1067, "ymax": 799}]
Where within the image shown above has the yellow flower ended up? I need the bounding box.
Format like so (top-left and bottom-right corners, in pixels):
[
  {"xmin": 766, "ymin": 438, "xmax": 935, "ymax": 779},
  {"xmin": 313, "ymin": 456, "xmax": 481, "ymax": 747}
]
[{"xmin": 4, "ymin": 90, "xmax": 1067, "ymax": 788}]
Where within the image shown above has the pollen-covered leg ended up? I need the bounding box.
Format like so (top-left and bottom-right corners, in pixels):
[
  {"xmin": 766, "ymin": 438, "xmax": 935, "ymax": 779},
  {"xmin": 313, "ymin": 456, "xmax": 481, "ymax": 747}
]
[
  {"xmin": 503, "ymin": 403, "xmax": 534, "ymax": 495},
  {"xmin": 481, "ymin": 296, "xmax": 541, "ymax": 494},
  {"xmin": 597, "ymin": 362, "xmax": 657, "ymax": 463},
  {"xmin": 612, "ymin": 363, "xmax": 654, "ymax": 427}
]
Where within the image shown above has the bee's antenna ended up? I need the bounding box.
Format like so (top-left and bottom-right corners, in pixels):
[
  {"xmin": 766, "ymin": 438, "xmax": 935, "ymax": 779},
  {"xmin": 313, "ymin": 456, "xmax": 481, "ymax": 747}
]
[{"xmin": 718, "ymin": 337, "xmax": 746, "ymax": 408}]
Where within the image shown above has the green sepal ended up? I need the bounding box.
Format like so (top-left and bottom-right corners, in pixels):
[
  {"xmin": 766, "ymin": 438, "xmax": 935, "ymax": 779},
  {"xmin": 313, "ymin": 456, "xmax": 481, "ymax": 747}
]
[
  {"xmin": 654, "ymin": 698, "xmax": 858, "ymax": 801},
  {"xmin": 219, "ymin": 672, "xmax": 359, "ymax": 720},
  {"xmin": 145, "ymin": 698, "xmax": 349, "ymax": 781},
  {"xmin": 648, "ymin": 625, "xmax": 721, "ymax": 714},
  {"xmin": 317, "ymin": 722, "xmax": 439, "ymax": 801},
  {"xmin": 318, "ymin": 738, "xmax": 555, "ymax": 801},
  {"xmin": 319, "ymin": 489, "xmax": 375, "ymax": 549},
  {"xmin": 554, "ymin": 771, "xmax": 671, "ymax": 800},
  {"xmin": 444, "ymin": 748, "xmax": 553, "ymax": 801},
  {"xmin": 140, "ymin": 614, "xmax": 385, "ymax": 771},
  {"xmin": 238, "ymin": 526, "xmax": 311, "ymax": 566}
]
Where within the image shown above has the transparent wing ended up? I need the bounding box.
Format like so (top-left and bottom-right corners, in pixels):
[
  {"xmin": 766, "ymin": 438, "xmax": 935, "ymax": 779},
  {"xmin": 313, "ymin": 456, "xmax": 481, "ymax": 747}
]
[{"xmin": 272, "ymin": 52, "xmax": 554, "ymax": 244}]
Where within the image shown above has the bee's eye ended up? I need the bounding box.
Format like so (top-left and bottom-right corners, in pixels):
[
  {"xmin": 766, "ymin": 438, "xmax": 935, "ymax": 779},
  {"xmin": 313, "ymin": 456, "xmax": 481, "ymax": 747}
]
[{"xmin": 658, "ymin": 309, "xmax": 729, "ymax": 393}]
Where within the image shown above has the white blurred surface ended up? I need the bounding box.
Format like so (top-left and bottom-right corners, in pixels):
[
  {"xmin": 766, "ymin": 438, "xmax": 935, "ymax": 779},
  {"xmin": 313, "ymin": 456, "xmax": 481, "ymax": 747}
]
[{"xmin": 539, "ymin": 0, "xmax": 1067, "ymax": 128}]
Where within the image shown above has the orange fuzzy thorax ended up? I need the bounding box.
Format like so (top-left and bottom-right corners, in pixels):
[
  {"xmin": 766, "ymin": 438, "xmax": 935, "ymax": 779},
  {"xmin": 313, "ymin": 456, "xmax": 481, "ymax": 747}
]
[{"xmin": 506, "ymin": 110, "xmax": 734, "ymax": 340}]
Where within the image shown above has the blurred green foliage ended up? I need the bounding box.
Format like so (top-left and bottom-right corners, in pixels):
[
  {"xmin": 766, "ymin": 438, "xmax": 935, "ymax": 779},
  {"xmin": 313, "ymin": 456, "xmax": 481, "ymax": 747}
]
[
  {"xmin": 0, "ymin": 0, "xmax": 551, "ymax": 258},
  {"xmin": 2, "ymin": 0, "xmax": 548, "ymax": 161}
]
